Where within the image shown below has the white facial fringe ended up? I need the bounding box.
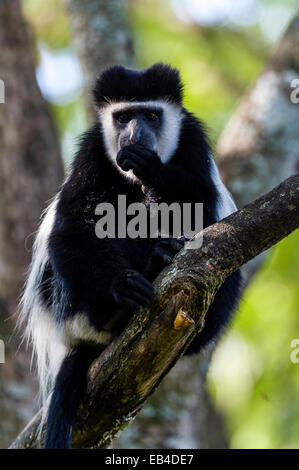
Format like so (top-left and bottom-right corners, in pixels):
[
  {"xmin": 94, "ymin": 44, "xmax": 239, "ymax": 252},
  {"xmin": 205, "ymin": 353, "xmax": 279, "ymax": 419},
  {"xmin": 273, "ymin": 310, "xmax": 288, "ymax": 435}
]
[{"xmin": 98, "ymin": 99, "xmax": 183, "ymax": 182}]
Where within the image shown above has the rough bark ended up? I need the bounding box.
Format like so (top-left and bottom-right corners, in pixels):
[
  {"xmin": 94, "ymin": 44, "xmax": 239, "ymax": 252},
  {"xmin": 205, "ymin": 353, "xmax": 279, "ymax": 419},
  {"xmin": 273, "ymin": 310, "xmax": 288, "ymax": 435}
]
[
  {"xmin": 112, "ymin": 347, "xmax": 228, "ymax": 449},
  {"xmin": 10, "ymin": 173, "xmax": 299, "ymax": 449},
  {"xmin": 0, "ymin": 0, "xmax": 64, "ymax": 449},
  {"xmin": 66, "ymin": 0, "xmax": 135, "ymax": 119}
]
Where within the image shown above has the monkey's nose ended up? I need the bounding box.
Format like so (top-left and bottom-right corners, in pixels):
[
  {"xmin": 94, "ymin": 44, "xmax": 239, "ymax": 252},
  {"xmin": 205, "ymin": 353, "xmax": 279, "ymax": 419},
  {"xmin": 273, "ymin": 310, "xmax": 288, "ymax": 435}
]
[
  {"xmin": 130, "ymin": 126, "xmax": 142, "ymax": 144},
  {"xmin": 135, "ymin": 127, "xmax": 142, "ymax": 142}
]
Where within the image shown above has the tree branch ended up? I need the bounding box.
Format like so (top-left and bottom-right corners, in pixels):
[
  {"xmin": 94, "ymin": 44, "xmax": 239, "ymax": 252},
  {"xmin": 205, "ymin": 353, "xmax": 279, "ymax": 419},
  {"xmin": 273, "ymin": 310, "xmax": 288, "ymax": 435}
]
[{"xmin": 10, "ymin": 173, "xmax": 299, "ymax": 449}]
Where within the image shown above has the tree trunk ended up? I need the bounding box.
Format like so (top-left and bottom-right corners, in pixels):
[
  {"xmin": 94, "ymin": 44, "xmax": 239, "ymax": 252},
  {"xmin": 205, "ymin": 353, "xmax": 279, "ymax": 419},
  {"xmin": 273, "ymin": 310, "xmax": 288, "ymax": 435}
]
[
  {"xmin": 0, "ymin": 0, "xmax": 64, "ymax": 448},
  {"xmin": 66, "ymin": 0, "xmax": 135, "ymax": 119}
]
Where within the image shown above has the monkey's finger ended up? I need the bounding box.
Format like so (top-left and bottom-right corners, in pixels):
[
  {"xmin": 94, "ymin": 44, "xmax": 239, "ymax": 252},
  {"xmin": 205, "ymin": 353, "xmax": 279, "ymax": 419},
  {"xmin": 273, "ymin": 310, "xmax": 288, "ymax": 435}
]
[
  {"xmin": 125, "ymin": 144, "xmax": 158, "ymax": 162},
  {"xmin": 126, "ymin": 289, "xmax": 152, "ymax": 308},
  {"xmin": 155, "ymin": 252, "xmax": 173, "ymax": 265},
  {"xmin": 120, "ymin": 297, "xmax": 141, "ymax": 312},
  {"xmin": 120, "ymin": 148, "xmax": 157, "ymax": 168},
  {"xmin": 119, "ymin": 159, "xmax": 134, "ymax": 172},
  {"xmin": 178, "ymin": 235, "xmax": 190, "ymax": 242},
  {"xmin": 121, "ymin": 160, "xmax": 148, "ymax": 180},
  {"xmin": 128, "ymin": 273, "xmax": 154, "ymax": 296},
  {"xmin": 118, "ymin": 150, "xmax": 148, "ymax": 169},
  {"xmin": 117, "ymin": 154, "xmax": 146, "ymax": 174},
  {"xmin": 169, "ymin": 238, "xmax": 185, "ymax": 251},
  {"xmin": 126, "ymin": 269, "xmax": 153, "ymax": 283},
  {"xmin": 116, "ymin": 148, "xmax": 140, "ymax": 164},
  {"xmin": 127, "ymin": 275, "xmax": 154, "ymax": 299},
  {"xmin": 157, "ymin": 239, "xmax": 184, "ymax": 253}
]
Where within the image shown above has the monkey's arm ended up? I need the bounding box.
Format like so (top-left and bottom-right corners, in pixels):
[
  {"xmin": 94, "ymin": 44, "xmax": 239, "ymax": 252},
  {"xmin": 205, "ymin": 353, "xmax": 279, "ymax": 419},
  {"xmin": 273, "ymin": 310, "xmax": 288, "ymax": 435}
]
[
  {"xmin": 116, "ymin": 144, "xmax": 217, "ymax": 204},
  {"xmin": 49, "ymin": 219, "xmax": 154, "ymax": 324}
]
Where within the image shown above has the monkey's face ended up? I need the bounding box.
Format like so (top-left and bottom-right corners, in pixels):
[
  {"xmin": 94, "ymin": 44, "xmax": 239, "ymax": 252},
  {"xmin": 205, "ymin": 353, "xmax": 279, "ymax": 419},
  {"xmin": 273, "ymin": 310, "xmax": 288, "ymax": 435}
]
[
  {"xmin": 99, "ymin": 101, "xmax": 182, "ymax": 180},
  {"xmin": 114, "ymin": 105, "xmax": 161, "ymax": 153}
]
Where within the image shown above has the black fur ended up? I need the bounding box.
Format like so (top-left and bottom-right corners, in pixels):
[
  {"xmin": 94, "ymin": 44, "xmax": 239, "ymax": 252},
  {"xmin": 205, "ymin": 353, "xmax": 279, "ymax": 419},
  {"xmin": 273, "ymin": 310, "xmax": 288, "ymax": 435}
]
[
  {"xmin": 42, "ymin": 63, "xmax": 242, "ymax": 449},
  {"xmin": 44, "ymin": 344, "xmax": 99, "ymax": 449},
  {"xmin": 93, "ymin": 63, "xmax": 183, "ymax": 106}
]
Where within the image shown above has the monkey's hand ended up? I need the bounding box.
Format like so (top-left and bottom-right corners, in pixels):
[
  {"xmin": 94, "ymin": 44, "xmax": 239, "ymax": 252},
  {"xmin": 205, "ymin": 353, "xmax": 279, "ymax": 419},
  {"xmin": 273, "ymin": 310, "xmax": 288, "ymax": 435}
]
[
  {"xmin": 110, "ymin": 269, "xmax": 154, "ymax": 312},
  {"xmin": 116, "ymin": 144, "xmax": 162, "ymax": 185},
  {"xmin": 146, "ymin": 237, "xmax": 186, "ymax": 279}
]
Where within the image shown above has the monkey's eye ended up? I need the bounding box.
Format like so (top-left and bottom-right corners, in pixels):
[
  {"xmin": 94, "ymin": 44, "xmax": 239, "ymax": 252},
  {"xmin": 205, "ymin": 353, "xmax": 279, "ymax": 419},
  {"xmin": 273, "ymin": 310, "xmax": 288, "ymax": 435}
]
[
  {"xmin": 117, "ymin": 113, "xmax": 131, "ymax": 124},
  {"xmin": 145, "ymin": 111, "xmax": 159, "ymax": 121}
]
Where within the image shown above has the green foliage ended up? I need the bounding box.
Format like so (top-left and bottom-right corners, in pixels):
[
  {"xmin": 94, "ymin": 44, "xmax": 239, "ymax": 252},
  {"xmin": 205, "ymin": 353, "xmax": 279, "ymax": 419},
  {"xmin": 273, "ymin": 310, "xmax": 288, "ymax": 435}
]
[
  {"xmin": 208, "ymin": 229, "xmax": 299, "ymax": 448},
  {"xmin": 24, "ymin": 0, "xmax": 71, "ymax": 50},
  {"xmin": 129, "ymin": 0, "xmax": 265, "ymax": 140}
]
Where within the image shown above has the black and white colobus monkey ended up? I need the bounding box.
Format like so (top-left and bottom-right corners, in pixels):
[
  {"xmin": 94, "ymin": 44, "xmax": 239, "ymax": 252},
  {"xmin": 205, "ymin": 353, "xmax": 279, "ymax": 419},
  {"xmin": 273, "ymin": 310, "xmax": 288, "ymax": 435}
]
[{"xmin": 21, "ymin": 63, "xmax": 242, "ymax": 449}]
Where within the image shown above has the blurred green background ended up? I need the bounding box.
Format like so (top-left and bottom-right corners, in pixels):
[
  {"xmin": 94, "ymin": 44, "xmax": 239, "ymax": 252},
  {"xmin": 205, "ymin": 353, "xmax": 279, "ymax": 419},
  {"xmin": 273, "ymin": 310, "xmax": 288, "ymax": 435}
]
[{"xmin": 22, "ymin": 0, "xmax": 299, "ymax": 449}]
